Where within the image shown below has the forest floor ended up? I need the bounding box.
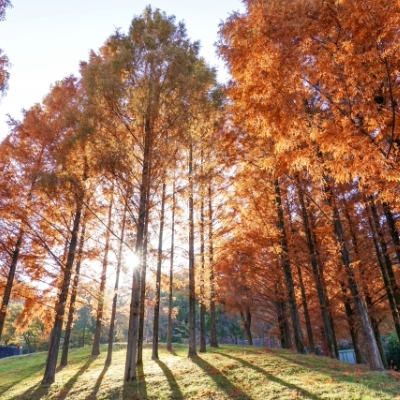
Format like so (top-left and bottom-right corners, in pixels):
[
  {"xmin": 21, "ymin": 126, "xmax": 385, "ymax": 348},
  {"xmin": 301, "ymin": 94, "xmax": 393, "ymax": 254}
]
[{"xmin": 0, "ymin": 343, "xmax": 399, "ymax": 400}]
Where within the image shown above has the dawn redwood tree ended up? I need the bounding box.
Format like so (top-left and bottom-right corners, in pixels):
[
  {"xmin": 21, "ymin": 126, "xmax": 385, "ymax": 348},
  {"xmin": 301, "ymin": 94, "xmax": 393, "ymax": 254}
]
[
  {"xmin": 92, "ymin": 7, "xmax": 218, "ymax": 380},
  {"xmin": 39, "ymin": 77, "xmax": 95, "ymax": 385}
]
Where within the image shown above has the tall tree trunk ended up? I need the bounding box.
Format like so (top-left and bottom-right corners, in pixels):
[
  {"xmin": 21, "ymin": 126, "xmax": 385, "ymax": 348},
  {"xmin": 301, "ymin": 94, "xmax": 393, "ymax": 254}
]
[
  {"xmin": 0, "ymin": 149, "xmax": 44, "ymax": 341},
  {"xmin": 296, "ymin": 181, "xmax": 337, "ymax": 358},
  {"xmin": 274, "ymin": 179, "xmax": 305, "ymax": 353},
  {"xmin": 342, "ymin": 198, "xmax": 388, "ymax": 368},
  {"xmin": 208, "ymin": 180, "xmax": 218, "ymax": 348},
  {"xmin": 276, "ymin": 287, "xmax": 292, "ymax": 349},
  {"xmin": 199, "ymin": 154, "xmax": 206, "ymax": 353},
  {"xmin": 42, "ymin": 199, "xmax": 83, "ymax": 385},
  {"xmin": 106, "ymin": 196, "xmax": 128, "ymax": 365},
  {"xmin": 167, "ymin": 176, "xmax": 176, "ymax": 352},
  {"xmin": 60, "ymin": 214, "xmax": 87, "ymax": 367},
  {"xmin": 152, "ymin": 182, "xmax": 166, "ymax": 360},
  {"xmin": 326, "ymin": 184, "xmax": 384, "ymax": 370},
  {"xmin": 0, "ymin": 227, "xmax": 24, "ymax": 341},
  {"xmin": 137, "ymin": 184, "xmax": 151, "ymax": 365},
  {"xmin": 369, "ymin": 197, "xmax": 400, "ymax": 318},
  {"xmin": 188, "ymin": 140, "xmax": 197, "ymax": 358},
  {"xmin": 341, "ymin": 283, "xmax": 364, "ymax": 364},
  {"xmin": 167, "ymin": 174, "xmax": 176, "ymax": 351},
  {"xmin": 365, "ymin": 198, "xmax": 400, "ymax": 342},
  {"xmin": 125, "ymin": 113, "xmax": 152, "ymax": 381},
  {"xmin": 296, "ymin": 264, "xmax": 315, "ymax": 354},
  {"xmin": 92, "ymin": 189, "xmax": 114, "ymax": 356},
  {"xmin": 240, "ymin": 310, "xmax": 253, "ymax": 345}
]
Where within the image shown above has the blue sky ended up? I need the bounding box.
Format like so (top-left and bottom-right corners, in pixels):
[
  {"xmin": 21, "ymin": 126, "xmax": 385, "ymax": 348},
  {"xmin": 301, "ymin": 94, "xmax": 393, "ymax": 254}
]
[{"xmin": 0, "ymin": 0, "xmax": 244, "ymax": 140}]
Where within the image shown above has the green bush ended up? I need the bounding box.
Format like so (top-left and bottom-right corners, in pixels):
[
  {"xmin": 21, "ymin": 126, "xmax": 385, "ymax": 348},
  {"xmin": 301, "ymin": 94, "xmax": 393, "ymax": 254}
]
[{"xmin": 385, "ymin": 332, "xmax": 400, "ymax": 370}]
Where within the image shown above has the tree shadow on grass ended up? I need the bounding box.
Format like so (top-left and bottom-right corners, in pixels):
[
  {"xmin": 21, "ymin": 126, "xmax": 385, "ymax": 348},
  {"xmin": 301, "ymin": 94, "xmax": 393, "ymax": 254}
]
[
  {"xmin": 86, "ymin": 362, "xmax": 109, "ymax": 399},
  {"xmin": 122, "ymin": 363, "xmax": 147, "ymax": 400},
  {"xmin": 274, "ymin": 352, "xmax": 399, "ymax": 397},
  {"xmin": 218, "ymin": 352, "xmax": 323, "ymax": 400},
  {"xmin": 12, "ymin": 355, "xmax": 97, "ymax": 400},
  {"xmin": 156, "ymin": 359, "xmax": 184, "ymax": 399},
  {"xmin": 57, "ymin": 355, "xmax": 97, "ymax": 400},
  {"xmin": 192, "ymin": 355, "xmax": 253, "ymax": 400},
  {"xmin": 0, "ymin": 364, "xmax": 45, "ymax": 397}
]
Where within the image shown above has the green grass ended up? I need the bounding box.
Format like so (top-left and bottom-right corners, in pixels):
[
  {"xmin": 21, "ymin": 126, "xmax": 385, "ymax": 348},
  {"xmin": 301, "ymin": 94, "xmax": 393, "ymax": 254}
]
[{"xmin": 0, "ymin": 343, "xmax": 399, "ymax": 399}]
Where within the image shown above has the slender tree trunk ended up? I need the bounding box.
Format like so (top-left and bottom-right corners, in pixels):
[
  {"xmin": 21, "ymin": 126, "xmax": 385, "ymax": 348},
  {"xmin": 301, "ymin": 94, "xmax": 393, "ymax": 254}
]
[
  {"xmin": 60, "ymin": 215, "xmax": 87, "ymax": 367},
  {"xmin": 296, "ymin": 265, "xmax": 315, "ymax": 354},
  {"xmin": 0, "ymin": 227, "xmax": 24, "ymax": 341},
  {"xmin": 275, "ymin": 179, "xmax": 305, "ymax": 353},
  {"xmin": 137, "ymin": 184, "xmax": 151, "ymax": 365},
  {"xmin": 92, "ymin": 189, "xmax": 114, "ymax": 356},
  {"xmin": 199, "ymin": 155, "xmax": 206, "ymax": 352},
  {"xmin": 208, "ymin": 180, "xmax": 218, "ymax": 348},
  {"xmin": 363, "ymin": 286, "xmax": 389, "ymax": 368},
  {"xmin": 326, "ymin": 184, "xmax": 384, "ymax": 370},
  {"xmin": 188, "ymin": 141, "xmax": 197, "ymax": 358},
  {"xmin": 152, "ymin": 182, "xmax": 166, "ymax": 360},
  {"xmin": 276, "ymin": 288, "xmax": 292, "ymax": 349},
  {"xmin": 167, "ymin": 176, "xmax": 176, "ymax": 352},
  {"xmin": 369, "ymin": 197, "xmax": 400, "ymax": 317},
  {"xmin": 106, "ymin": 197, "xmax": 128, "ymax": 365},
  {"xmin": 340, "ymin": 283, "xmax": 364, "ymax": 364},
  {"xmin": 296, "ymin": 181, "xmax": 337, "ymax": 358},
  {"xmin": 365, "ymin": 198, "xmax": 400, "ymax": 342},
  {"xmin": 42, "ymin": 199, "xmax": 83, "ymax": 385},
  {"xmin": 125, "ymin": 113, "xmax": 152, "ymax": 381},
  {"xmin": 0, "ymin": 149, "xmax": 44, "ymax": 341},
  {"xmin": 342, "ymin": 198, "xmax": 388, "ymax": 368}
]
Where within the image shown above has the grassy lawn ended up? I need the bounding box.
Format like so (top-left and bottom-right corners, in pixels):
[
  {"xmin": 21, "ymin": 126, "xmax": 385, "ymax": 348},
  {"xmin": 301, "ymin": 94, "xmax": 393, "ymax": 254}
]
[{"xmin": 0, "ymin": 343, "xmax": 399, "ymax": 399}]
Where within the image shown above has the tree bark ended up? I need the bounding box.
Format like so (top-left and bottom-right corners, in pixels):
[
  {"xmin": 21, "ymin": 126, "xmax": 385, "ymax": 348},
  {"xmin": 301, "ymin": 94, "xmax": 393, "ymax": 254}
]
[
  {"xmin": 341, "ymin": 283, "xmax": 364, "ymax": 364},
  {"xmin": 125, "ymin": 113, "xmax": 152, "ymax": 381},
  {"xmin": 106, "ymin": 196, "xmax": 128, "ymax": 365},
  {"xmin": 240, "ymin": 310, "xmax": 253, "ymax": 345},
  {"xmin": 276, "ymin": 293, "xmax": 292, "ymax": 349},
  {"xmin": 296, "ymin": 181, "xmax": 337, "ymax": 358},
  {"xmin": 137, "ymin": 184, "xmax": 151, "ymax": 365},
  {"xmin": 208, "ymin": 180, "xmax": 218, "ymax": 348},
  {"xmin": 188, "ymin": 140, "xmax": 197, "ymax": 358},
  {"xmin": 296, "ymin": 264, "xmax": 315, "ymax": 354},
  {"xmin": 365, "ymin": 198, "xmax": 400, "ymax": 342},
  {"xmin": 92, "ymin": 189, "xmax": 114, "ymax": 356},
  {"xmin": 152, "ymin": 182, "xmax": 166, "ymax": 360},
  {"xmin": 369, "ymin": 197, "xmax": 400, "ymax": 318},
  {"xmin": 342, "ymin": 198, "xmax": 388, "ymax": 368},
  {"xmin": 60, "ymin": 214, "xmax": 87, "ymax": 367},
  {"xmin": 326, "ymin": 185, "xmax": 384, "ymax": 370},
  {"xmin": 199, "ymin": 156, "xmax": 206, "ymax": 353},
  {"xmin": 274, "ymin": 179, "xmax": 305, "ymax": 354},
  {"xmin": 42, "ymin": 199, "xmax": 83, "ymax": 385},
  {"xmin": 0, "ymin": 227, "xmax": 24, "ymax": 341},
  {"xmin": 167, "ymin": 176, "xmax": 176, "ymax": 352}
]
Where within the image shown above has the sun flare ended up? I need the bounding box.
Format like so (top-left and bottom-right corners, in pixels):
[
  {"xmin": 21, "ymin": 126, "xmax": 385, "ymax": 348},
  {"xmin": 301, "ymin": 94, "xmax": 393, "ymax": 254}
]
[{"xmin": 124, "ymin": 251, "xmax": 140, "ymax": 269}]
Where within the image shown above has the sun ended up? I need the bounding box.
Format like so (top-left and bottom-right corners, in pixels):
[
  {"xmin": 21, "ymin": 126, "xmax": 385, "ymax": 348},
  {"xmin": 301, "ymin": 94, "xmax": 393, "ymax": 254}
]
[{"xmin": 124, "ymin": 251, "xmax": 140, "ymax": 269}]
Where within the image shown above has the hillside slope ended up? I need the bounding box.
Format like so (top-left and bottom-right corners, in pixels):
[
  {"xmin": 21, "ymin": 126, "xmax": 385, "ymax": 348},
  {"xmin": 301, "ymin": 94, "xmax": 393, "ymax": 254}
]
[{"xmin": 0, "ymin": 344, "xmax": 399, "ymax": 399}]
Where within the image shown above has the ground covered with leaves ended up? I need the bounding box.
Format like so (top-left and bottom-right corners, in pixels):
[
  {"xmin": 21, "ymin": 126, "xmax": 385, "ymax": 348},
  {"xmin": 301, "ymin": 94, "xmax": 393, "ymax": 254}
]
[{"xmin": 0, "ymin": 344, "xmax": 399, "ymax": 400}]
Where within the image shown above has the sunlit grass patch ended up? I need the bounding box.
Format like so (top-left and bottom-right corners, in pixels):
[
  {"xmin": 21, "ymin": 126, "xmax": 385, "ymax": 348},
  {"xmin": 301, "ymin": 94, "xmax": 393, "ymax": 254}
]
[{"xmin": 0, "ymin": 343, "xmax": 399, "ymax": 399}]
